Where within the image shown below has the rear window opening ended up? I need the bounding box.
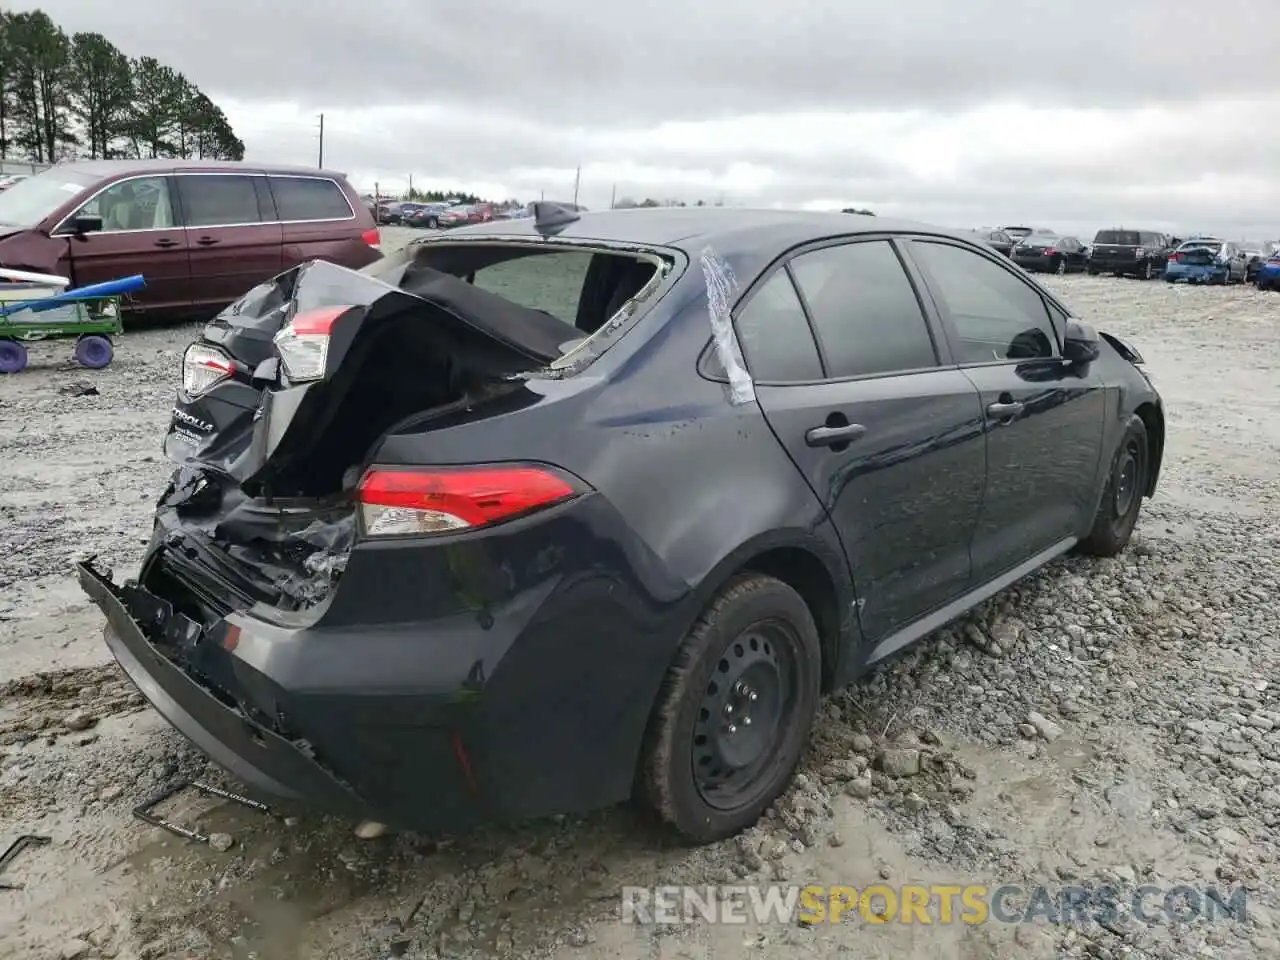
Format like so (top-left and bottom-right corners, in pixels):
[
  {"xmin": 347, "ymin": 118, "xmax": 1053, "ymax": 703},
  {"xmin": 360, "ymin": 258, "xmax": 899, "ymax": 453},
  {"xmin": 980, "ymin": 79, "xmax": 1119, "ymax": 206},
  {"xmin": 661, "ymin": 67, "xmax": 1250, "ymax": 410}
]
[{"xmin": 256, "ymin": 243, "xmax": 665, "ymax": 499}]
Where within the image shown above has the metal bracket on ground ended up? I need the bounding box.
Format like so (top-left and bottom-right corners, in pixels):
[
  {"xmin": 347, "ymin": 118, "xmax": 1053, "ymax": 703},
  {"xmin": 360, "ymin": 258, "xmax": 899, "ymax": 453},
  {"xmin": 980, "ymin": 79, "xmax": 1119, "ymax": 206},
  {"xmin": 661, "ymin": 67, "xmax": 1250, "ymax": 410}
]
[
  {"xmin": 132, "ymin": 780, "xmax": 271, "ymax": 842},
  {"xmin": 0, "ymin": 834, "xmax": 51, "ymax": 890}
]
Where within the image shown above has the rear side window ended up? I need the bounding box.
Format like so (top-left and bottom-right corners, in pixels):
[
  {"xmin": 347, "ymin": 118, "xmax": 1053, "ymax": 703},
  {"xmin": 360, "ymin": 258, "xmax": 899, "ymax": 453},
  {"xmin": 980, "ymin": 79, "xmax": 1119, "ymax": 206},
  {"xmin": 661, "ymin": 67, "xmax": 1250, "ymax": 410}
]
[
  {"xmin": 733, "ymin": 271, "xmax": 823, "ymax": 382},
  {"xmin": 269, "ymin": 177, "xmax": 353, "ymax": 221},
  {"xmin": 789, "ymin": 240, "xmax": 937, "ymax": 378},
  {"xmin": 910, "ymin": 240, "xmax": 1059, "ymax": 363},
  {"xmin": 470, "ymin": 250, "xmax": 594, "ymax": 325},
  {"xmin": 177, "ymin": 175, "xmax": 262, "ymax": 227}
]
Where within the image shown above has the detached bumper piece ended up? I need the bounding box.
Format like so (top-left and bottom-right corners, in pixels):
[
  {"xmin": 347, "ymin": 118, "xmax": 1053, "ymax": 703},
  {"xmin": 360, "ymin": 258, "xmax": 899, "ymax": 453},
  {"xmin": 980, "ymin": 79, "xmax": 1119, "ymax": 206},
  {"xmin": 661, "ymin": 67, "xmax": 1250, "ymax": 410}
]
[{"xmin": 75, "ymin": 560, "xmax": 368, "ymax": 821}]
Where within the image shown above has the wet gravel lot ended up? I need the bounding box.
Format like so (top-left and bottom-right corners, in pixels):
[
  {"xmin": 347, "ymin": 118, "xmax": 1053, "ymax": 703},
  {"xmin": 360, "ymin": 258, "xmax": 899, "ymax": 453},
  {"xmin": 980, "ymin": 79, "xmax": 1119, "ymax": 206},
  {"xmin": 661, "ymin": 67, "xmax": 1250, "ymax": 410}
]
[{"xmin": 1, "ymin": 242, "xmax": 1279, "ymax": 959}]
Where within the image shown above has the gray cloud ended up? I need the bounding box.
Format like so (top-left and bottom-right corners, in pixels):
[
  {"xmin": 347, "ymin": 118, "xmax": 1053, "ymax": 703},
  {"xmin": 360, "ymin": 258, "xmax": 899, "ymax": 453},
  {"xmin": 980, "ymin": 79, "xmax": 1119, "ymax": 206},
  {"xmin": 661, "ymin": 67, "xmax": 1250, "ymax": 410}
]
[
  {"xmin": 22, "ymin": 0, "xmax": 1280, "ymax": 124},
  {"xmin": 17, "ymin": 0, "xmax": 1280, "ymax": 237}
]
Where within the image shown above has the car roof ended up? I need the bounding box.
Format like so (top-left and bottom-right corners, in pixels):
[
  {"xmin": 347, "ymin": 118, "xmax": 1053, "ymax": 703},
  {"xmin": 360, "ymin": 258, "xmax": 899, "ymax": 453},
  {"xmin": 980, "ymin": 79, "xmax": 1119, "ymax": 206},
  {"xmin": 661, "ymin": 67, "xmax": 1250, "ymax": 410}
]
[
  {"xmin": 50, "ymin": 158, "xmax": 352, "ymax": 180},
  {"xmin": 442, "ymin": 207, "xmax": 979, "ymax": 273}
]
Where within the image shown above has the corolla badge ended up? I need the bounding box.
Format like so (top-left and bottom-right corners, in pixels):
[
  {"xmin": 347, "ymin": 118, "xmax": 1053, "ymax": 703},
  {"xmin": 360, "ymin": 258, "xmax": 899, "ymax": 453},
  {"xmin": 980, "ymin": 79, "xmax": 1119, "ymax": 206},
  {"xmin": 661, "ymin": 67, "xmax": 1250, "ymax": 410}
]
[{"xmin": 171, "ymin": 406, "xmax": 214, "ymax": 433}]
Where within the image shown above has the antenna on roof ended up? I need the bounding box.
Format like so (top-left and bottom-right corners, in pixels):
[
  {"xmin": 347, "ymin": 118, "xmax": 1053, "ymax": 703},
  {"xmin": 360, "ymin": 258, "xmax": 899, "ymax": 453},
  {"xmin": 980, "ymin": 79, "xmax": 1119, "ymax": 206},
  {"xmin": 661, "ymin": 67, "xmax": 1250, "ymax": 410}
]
[{"xmin": 532, "ymin": 201, "xmax": 579, "ymax": 234}]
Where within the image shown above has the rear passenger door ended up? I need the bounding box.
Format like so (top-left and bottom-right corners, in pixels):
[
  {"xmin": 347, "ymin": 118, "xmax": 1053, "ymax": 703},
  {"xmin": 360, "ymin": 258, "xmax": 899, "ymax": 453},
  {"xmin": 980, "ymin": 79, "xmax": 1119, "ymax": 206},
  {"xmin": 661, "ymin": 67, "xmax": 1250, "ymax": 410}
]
[
  {"xmin": 903, "ymin": 238, "xmax": 1107, "ymax": 582},
  {"xmin": 266, "ymin": 174, "xmax": 364, "ymax": 271},
  {"xmin": 174, "ymin": 173, "xmax": 283, "ymax": 309},
  {"xmin": 741, "ymin": 237, "xmax": 988, "ymax": 647}
]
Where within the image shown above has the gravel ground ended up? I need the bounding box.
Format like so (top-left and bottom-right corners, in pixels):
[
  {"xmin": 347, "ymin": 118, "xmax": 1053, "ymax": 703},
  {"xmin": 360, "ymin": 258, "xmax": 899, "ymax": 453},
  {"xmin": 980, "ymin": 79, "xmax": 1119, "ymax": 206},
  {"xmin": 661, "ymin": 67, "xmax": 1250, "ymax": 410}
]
[{"xmin": 1, "ymin": 242, "xmax": 1278, "ymax": 959}]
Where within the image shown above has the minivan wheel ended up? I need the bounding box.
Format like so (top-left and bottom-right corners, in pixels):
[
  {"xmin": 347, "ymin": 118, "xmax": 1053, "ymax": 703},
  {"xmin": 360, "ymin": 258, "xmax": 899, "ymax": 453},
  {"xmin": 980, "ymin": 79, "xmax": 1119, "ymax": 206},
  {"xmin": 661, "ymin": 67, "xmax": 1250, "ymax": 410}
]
[
  {"xmin": 1080, "ymin": 414, "xmax": 1149, "ymax": 558},
  {"xmin": 640, "ymin": 573, "xmax": 821, "ymax": 844}
]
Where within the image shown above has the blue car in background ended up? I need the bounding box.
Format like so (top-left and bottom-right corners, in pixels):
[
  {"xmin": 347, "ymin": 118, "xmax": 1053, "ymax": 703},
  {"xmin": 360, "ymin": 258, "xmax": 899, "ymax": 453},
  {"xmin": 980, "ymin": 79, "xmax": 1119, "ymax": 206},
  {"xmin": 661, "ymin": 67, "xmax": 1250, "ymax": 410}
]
[
  {"xmin": 1163, "ymin": 238, "xmax": 1249, "ymax": 284},
  {"xmin": 1256, "ymin": 243, "xmax": 1280, "ymax": 291}
]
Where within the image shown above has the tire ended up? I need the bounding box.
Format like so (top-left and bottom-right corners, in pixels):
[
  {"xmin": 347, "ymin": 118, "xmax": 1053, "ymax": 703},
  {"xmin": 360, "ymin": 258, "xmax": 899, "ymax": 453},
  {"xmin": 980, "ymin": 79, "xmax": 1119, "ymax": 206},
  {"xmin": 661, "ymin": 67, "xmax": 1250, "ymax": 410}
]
[
  {"xmin": 426, "ymin": 217, "xmax": 438, "ymax": 229},
  {"xmin": 1142, "ymin": 261, "xmax": 1154, "ymax": 280},
  {"xmin": 1055, "ymin": 258, "xmax": 1067, "ymax": 275},
  {"xmin": 0, "ymin": 339, "xmax": 28, "ymax": 374},
  {"xmin": 1087, "ymin": 267, "xmax": 1098, "ymax": 276},
  {"xmin": 74, "ymin": 335, "xmax": 113, "ymax": 368},
  {"xmin": 640, "ymin": 573, "xmax": 822, "ymax": 843},
  {"xmin": 1079, "ymin": 415, "xmax": 1149, "ymax": 558}
]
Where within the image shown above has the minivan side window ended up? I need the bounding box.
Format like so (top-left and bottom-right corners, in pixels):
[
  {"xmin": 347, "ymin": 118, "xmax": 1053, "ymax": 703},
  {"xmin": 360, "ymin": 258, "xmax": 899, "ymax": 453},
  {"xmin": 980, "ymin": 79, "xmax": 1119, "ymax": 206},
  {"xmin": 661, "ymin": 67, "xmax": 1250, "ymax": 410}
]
[
  {"xmin": 733, "ymin": 270, "xmax": 824, "ymax": 382},
  {"xmin": 788, "ymin": 240, "xmax": 938, "ymax": 378},
  {"xmin": 72, "ymin": 176, "xmax": 176, "ymax": 232},
  {"xmin": 269, "ymin": 176, "xmax": 353, "ymax": 222},
  {"xmin": 177, "ymin": 175, "xmax": 263, "ymax": 227},
  {"xmin": 910, "ymin": 240, "xmax": 1060, "ymax": 363}
]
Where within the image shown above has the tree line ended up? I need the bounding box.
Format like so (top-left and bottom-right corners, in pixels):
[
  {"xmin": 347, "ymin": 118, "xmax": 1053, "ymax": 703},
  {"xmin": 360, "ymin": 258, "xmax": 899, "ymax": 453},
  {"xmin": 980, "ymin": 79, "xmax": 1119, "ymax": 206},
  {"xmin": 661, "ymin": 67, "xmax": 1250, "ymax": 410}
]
[{"xmin": 0, "ymin": 9, "xmax": 244, "ymax": 164}]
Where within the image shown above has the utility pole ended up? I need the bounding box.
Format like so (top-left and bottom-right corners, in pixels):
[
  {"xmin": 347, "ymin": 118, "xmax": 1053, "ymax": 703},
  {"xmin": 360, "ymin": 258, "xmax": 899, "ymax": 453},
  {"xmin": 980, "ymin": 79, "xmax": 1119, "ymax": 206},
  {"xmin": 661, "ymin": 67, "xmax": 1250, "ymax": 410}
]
[
  {"xmin": 610, "ymin": 183, "xmax": 617, "ymax": 209},
  {"xmin": 317, "ymin": 113, "xmax": 325, "ymax": 168},
  {"xmin": 408, "ymin": 173, "xmax": 413, "ymax": 199},
  {"xmin": 572, "ymin": 166, "xmax": 581, "ymax": 207}
]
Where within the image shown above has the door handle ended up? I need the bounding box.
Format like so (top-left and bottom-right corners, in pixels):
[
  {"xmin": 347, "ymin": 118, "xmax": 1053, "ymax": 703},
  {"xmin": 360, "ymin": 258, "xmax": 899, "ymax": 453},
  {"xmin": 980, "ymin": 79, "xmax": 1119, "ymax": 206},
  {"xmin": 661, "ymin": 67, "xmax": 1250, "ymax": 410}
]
[
  {"xmin": 805, "ymin": 423, "xmax": 867, "ymax": 447},
  {"xmin": 986, "ymin": 400, "xmax": 1024, "ymax": 419},
  {"xmin": 154, "ymin": 238, "xmax": 178, "ymax": 248},
  {"xmin": 195, "ymin": 237, "xmax": 220, "ymax": 246}
]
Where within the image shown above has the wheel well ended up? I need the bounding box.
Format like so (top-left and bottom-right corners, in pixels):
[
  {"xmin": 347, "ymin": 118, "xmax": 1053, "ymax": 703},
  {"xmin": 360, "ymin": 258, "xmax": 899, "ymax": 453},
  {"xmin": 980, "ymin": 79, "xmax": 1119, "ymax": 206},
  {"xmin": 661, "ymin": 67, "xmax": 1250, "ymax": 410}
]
[
  {"xmin": 1134, "ymin": 401, "xmax": 1164, "ymax": 496},
  {"xmin": 740, "ymin": 547, "xmax": 841, "ymax": 691}
]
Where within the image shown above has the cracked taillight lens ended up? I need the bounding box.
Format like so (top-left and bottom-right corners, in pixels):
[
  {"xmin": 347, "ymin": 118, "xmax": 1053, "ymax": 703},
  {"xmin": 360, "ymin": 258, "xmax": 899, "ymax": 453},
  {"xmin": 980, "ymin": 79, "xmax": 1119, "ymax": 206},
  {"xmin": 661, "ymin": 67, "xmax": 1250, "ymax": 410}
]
[{"xmin": 182, "ymin": 343, "xmax": 236, "ymax": 395}]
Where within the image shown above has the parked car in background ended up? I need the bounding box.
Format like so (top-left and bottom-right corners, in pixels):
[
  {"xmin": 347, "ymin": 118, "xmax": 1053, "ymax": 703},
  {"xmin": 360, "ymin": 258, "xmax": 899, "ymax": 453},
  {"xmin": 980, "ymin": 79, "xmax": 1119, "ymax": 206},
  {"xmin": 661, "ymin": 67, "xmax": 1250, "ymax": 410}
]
[
  {"xmin": 1255, "ymin": 242, "xmax": 1280, "ymax": 290},
  {"xmin": 1012, "ymin": 234, "xmax": 1089, "ymax": 274},
  {"xmin": 967, "ymin": 229, "xmax": 1015, "ymax": 256},
  {"xmin": 78, "ymin": 205, "xmax": 1163, "ymax": 844},
  {"xmin": 1163, "ymin": 237, "xmax": 1248, "ymax": 284},
  {"xmin": 0, "ymin": 160, "xmax": 381, "ymax": 318},
  {"xmin": 1241, "ymin": 243, "xmax": 1272, "ymax": 283},
  {"xmin": 0, "ymin": 174, "xmax": 29, "ymax": 192},
  {"xmin": 405, "ymin": 203, "xmax": 450, "ymax": 229},
  {"xmin": 376, "ymin": 201, "xmax": 410, "ymax": 224},
  {"xmin": 1088, "ymin": 229, "xmax": 1172, "ymax": 279},
  {"xmin": 437, "ymin": 203, "xmax": 500, "ymax": 228}
]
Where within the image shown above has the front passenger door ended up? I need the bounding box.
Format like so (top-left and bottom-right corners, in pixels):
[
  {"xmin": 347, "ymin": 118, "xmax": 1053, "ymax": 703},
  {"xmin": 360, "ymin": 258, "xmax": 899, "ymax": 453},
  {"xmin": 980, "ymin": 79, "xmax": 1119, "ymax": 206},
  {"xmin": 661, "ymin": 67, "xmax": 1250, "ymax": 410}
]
[
  {"xmin": 905, "ymin": 239, "xmax": 1107, "ymax": 581},
  {"xmin": 175, "ymin": 174, "xmax": 283, "ymax": 309}
]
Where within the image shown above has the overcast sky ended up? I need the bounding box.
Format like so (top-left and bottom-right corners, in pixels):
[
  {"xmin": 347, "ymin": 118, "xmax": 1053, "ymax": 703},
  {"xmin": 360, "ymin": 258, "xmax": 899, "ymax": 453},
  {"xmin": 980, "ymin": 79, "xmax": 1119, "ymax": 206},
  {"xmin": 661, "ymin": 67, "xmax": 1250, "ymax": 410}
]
[{"xmin": 19, "ymin": 1, "xmax": 1280, "ymax": 237}]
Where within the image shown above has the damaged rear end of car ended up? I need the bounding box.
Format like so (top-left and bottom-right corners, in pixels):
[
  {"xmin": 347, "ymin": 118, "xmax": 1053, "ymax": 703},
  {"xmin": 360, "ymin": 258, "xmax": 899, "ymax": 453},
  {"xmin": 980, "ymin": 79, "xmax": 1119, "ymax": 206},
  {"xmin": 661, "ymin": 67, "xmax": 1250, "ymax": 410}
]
[{"xmin": 78, "ymin": 230, "xmax": 681, "ymax": 829}]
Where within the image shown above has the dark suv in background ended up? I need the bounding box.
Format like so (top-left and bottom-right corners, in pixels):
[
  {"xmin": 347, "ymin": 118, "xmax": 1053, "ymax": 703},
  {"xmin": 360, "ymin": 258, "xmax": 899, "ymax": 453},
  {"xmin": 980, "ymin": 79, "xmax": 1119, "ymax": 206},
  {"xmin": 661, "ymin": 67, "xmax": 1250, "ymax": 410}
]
[{"xmin": 1088, "ymin": 229, "xmax": 1172, "ymax": 279}]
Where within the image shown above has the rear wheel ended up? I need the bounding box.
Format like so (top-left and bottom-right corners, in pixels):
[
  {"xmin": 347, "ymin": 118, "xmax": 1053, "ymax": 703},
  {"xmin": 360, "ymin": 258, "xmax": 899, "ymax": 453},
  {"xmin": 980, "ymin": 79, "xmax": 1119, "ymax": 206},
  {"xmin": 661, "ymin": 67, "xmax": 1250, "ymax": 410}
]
[
  {"xmin": 0, "ymin": 339, "xmax": 28, "ymax": 374},
  {"xmin": 74, "ymin": 335, "xmax": 113, "ymax": 368},
  {"xmin": 1055, "ymin": 257, "xmax": 1067, "ymax": 275},
  {"xmin": 640, "ymin": 573, "xmax": 821, "ymax": 843},
  {"xmin": 426, "ymin": 217, "xmax": 439, "ymax": 229},
  {"xmin": 1142, "ymin": 261, "xmax": 1154, "ymax": 280},
  {"xmin": 1080, "ymin": 415, "xmax": 1149, "ymax": 557}
]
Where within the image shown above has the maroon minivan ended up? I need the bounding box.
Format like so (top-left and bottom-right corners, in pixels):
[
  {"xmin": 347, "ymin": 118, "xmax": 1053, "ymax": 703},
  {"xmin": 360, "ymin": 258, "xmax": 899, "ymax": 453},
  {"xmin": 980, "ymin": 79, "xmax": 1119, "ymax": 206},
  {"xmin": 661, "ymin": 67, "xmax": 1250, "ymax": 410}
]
[{"xmin": 0, "ymin": 160, "xmax": 382, "ymax": 317}]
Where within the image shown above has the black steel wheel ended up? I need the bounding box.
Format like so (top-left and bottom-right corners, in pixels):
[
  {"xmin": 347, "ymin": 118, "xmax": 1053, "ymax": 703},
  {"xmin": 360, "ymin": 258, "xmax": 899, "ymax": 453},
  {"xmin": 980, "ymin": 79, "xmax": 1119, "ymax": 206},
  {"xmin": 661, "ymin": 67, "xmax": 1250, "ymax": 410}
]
[
  {"xmin": 1080, "ymin": 414, "xmax": 1149, "ymax": 557},
  {"xmin": 640, "ymin": 574, "xmax": 821, "ymax": 843}
]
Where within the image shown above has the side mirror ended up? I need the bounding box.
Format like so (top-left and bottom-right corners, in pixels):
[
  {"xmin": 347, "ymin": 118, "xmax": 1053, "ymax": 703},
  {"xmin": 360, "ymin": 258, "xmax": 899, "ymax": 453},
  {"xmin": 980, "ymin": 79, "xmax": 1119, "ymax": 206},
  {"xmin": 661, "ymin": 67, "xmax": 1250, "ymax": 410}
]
[
  {"xmin": 1063, "ymin": 318, "xmax": 1100, "ymax": 365},
  {"xmin": 72, "ymin": 215, "xmax": 103, "ymax": 235}
]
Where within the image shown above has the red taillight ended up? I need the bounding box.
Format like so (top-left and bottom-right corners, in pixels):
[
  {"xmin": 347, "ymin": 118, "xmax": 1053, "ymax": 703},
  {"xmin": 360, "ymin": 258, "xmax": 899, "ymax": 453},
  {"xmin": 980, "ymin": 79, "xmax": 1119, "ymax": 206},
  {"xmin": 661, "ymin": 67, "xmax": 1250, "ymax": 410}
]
[
  {"xmin": 361, "ymin": 227, "xmax": 380, "ymax": 249},
  {"xmin": 1170, "ymin": 253, "xmax": 1184, "ymax": 262},
  {"xmin": 1044, "ymin": 248, "xmax": 1056, "ymax": 256},
  {"xmin": 1269, "ymin": 256, "xmax": 1280, "ymax": 265},
  {"xmin": 273, "ymin": 305, "xmax": 357, "ymax": 380},
  {"xmin": 355, "ymin": 465, "xmax": 586, "ymax": 537}
]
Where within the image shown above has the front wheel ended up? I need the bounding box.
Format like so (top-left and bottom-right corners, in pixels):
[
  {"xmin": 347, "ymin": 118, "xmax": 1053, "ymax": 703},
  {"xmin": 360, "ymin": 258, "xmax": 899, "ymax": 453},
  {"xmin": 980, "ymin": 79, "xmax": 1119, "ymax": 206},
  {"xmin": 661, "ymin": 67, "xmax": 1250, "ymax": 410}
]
[
  {"xmin": 640, "ymin": 573, "xmax": 821, "ymax": 843},
  {"xmin": 0, "ymin": 339, "xmax": 28, "ymax": 374},
  {"xmin": 1080, "ymin": 415, "xmax": 1149, "ymax": 557}
]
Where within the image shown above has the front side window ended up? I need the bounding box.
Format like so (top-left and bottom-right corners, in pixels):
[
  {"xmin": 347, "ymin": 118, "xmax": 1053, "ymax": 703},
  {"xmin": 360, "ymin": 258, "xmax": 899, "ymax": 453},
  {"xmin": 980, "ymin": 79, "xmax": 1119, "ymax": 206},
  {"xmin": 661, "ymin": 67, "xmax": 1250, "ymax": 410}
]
[
  {"xmin": 73, "ymin": 176, "xmax": 176, "ymax": 231},
  {"xmin": 910, "ymin": 240, "xmax": 1060, "ymax": 363},
  {"xmin": 177, "ymin": 175, "xmax": 262, "ymax": 227},
  {"xmin": 732, "ymin": 270, "xmax": 823, "ymax": 382},
  {"xmin": 788, "ymin": 240, "xmax": 938, "ymax": 378}
]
